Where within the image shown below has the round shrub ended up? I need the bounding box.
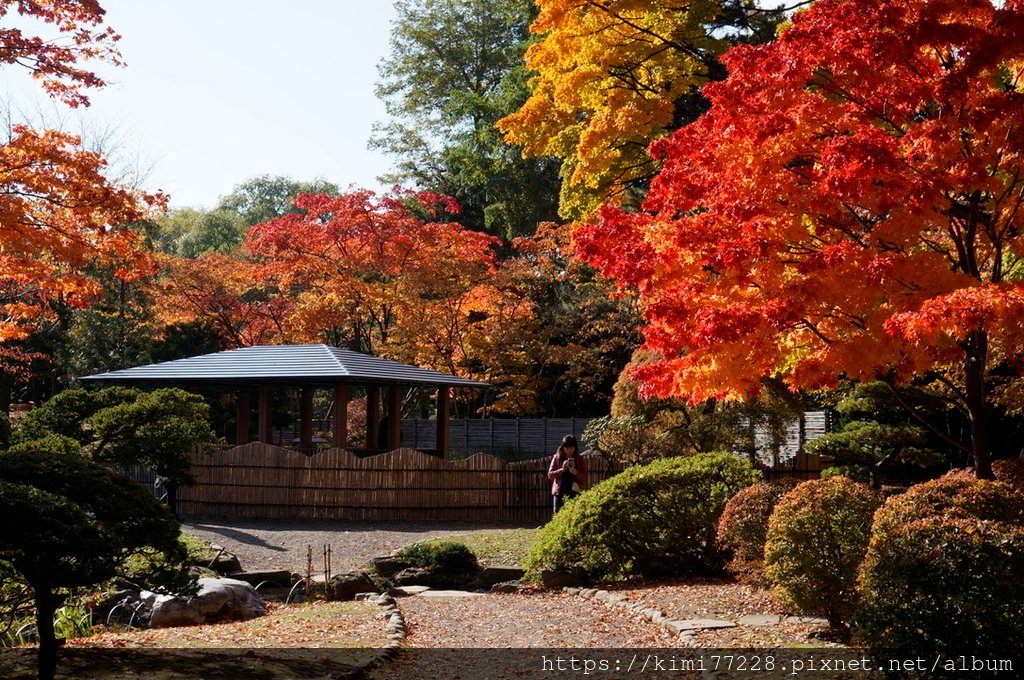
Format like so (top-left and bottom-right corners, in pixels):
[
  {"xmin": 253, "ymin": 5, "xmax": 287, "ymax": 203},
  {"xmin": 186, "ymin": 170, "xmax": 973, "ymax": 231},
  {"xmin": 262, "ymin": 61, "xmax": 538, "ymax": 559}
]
[
  {"xmin": 717, "ymin": 480, "xmax": 793, "ymax": 563},
  {"xmin": 764, "ymin": 476, "xmax": 881, "ymax": 630},
  {"xmin": 396, "ymin": 540, "xmax": 478, "ymax": 575},
  {"xmin": 856, "ymin": 472, "xmax": 1024, "ymax": 662},
  {"xmin": 524, "ymin": 452, "xmax": 761, "ymax": 580},
  {"xmin": 992, "ymin": 457, "xmax": 1024, "ymax": 493}
]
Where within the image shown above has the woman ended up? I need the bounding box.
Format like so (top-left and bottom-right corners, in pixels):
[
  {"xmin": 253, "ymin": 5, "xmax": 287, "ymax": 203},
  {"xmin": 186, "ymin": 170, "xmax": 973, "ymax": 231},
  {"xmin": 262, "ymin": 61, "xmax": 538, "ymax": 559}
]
[{"xmin": 548, "ymin": 434, "xmax": 588, "ymax": 514}]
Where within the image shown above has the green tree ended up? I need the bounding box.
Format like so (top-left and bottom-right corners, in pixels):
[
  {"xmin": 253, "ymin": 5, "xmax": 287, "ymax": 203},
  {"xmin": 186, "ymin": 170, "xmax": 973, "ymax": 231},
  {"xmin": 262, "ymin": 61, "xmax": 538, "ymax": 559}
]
[
  {"xmin": 14, "ymin": 387, "xmax": 216, "ymax": 481},
  {"xmin": 808, "ymin": 382, "xmax": 948, "ymax": 486},
  {"xmin": 372, "ymin": 0, "xmax": 561, "ymax": 239},
  {"xmin": 149, "ymin": 208, "xmax": 249, "ymax": 257},
  {"xmin": 0, "ymin": 444, "xmax": 189, "ymax": 680},
  {"xmin": 217, "ymin": 174, "xmax": 340, "ymax": 227}
]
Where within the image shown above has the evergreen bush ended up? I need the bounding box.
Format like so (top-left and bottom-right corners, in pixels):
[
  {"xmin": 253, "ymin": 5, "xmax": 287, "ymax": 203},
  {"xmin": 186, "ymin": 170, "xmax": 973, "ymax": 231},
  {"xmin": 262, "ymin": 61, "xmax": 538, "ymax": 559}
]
[
  {"xmin": 524, "ymin": 452, "xmax": 760, "ymax": 580},
  {"xmin": 764, "ymin": 476, "xmax": 881, "ymax": 630}
]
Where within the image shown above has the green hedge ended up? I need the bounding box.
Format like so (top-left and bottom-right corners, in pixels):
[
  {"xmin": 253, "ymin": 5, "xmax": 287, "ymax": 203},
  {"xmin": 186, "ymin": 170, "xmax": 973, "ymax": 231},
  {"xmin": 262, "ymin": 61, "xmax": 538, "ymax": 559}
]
[
  {"xmin": 524, "ymin": 452, "xmax": 760, "ymax": 580},
  {"xmin": 765, "ymin": 476, "xmax": 881, "ymax": 630}
]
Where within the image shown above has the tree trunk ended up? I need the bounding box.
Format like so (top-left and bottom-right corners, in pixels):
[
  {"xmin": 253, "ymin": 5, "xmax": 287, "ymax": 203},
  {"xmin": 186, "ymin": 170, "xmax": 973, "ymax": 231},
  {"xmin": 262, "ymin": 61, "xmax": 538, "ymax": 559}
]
[
  {"xmin": 964, "ymin": 330, "xmax": 993, "ymax": 480},
  {"xmin": 33, "ymin": 586, "xmax": 60, "ymax": 680}
]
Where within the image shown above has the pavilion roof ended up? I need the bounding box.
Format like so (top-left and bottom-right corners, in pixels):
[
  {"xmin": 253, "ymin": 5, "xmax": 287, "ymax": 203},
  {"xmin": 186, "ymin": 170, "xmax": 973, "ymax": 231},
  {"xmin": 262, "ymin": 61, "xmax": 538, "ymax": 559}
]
[{"xmin": 78, "ymin": 344, "xmax": 489, "ymax": 388}]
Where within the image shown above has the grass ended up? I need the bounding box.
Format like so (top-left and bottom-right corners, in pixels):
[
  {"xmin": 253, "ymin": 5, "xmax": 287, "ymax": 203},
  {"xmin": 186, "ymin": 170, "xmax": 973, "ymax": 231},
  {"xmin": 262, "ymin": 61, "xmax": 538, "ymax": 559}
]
[{"xmin": 406, "ymin": 528, "xmax": 539, "ymax": 567}]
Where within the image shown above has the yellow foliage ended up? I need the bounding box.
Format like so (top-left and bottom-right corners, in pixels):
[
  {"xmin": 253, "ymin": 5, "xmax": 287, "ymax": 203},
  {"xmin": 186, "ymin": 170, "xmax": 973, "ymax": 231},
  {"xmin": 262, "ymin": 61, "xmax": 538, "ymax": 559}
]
[{"xmin": 498, "ymin": 0, "xmax": 731, "ymax": 218}]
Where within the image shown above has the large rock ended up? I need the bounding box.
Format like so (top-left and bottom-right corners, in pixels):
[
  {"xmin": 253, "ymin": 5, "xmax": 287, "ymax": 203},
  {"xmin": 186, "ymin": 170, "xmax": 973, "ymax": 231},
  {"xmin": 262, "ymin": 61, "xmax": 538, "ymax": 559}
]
[
  {"xmin": 478, "ymin": 566, "xmax": 525, "ymax": 587},
  {"xmin": 208, "ymin": 552, "xmax": 242, "ymax": 575},
  {"xmin": 226, "ymin": 570, "xmax": 292, "ymax": 588},
  {"xmin": 370, "ymin": 556, "xmax": 410, "ymax": 577},
  {"xmin": 327, "ymin": 571, "xmax": 379, "ymax": 600},
  {"xmin": 392, "ymin": 567, "xmax": 431, "ymax": 586},
  {"xmin": 147, "ymin": 578, "xmax": 267, "ymax": 628},
  {"xmin": 541, "ymin": 570, "xmax": 584, "ymax": 589}
]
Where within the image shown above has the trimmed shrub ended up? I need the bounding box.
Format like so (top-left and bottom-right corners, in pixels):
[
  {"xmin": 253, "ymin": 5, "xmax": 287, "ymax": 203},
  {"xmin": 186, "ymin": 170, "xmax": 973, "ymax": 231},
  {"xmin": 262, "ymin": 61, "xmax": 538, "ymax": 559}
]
[
  {"xmin": 396, "ymin": 540, "xmax": 478, "ymax": 575},
  {"xmin": 764, "ymin": 476, "xmax": 881, "ymax": 630},
  {"xmin": 856, "ymin": 472, "xmax": 1024, "ymax": 664},
  {"xmin": 524, "ymin": 452, "xmax": 761, "ymax": 580},
  {"xmin": 992, "ymin": 457, "xmax": 1024, "ymax": 493},
  {"xmin": 717, "ymin": 480, "xmax": 793, "ymax": 563}
]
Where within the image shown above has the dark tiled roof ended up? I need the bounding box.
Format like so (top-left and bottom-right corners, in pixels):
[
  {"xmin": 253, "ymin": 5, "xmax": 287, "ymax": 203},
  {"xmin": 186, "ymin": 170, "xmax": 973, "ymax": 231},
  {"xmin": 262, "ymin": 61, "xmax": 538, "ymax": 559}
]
[{"xmin": 78, "ymin": 344, "xmax": 488, "ymax": 388}]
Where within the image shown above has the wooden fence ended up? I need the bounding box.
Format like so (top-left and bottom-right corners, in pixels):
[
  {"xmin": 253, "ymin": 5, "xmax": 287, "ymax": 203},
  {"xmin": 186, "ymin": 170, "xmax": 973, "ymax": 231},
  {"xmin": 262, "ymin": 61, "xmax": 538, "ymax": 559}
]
[
  {"xmin": 177, "ymin": 443, "xmax": 623, "ymax": 523},
  {"xmin": 400, "ymin": 417, "xmax": 596, "ymax": 459}
]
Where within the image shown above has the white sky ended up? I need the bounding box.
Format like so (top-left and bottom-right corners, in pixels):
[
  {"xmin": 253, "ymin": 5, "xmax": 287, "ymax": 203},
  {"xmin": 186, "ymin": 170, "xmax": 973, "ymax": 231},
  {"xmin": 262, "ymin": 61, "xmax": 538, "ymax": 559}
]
[{"xmin": 4, "ymin": 1, "xmax": 400, "ymax": 209}]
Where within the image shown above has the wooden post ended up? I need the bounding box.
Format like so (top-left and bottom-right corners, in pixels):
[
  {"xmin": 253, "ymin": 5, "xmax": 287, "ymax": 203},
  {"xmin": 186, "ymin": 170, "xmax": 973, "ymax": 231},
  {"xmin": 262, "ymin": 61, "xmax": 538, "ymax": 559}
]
[
  {"xmin": 366, "ymin": 385, "xmax": 380, "ymax": 449},
  {"xmin": 436, "ymin": 386, "xmax": 450, "ymax": 459},
  {"xmin": 300, "ymin": 387, "xmax": 314, "ymax": 449},
  {"xmin": 235, "ymin": 390, "xmax": 250, "ymax": 445},
  {"xmin": 332, "ymin": 384, "xmax": 348, "ymax": 448},
  {"xmin": 258, "ymin": 385, "xmax": 273, "ymax": 444},
  {"xmin": 386, "ymin": 386, "xmax": 402, "ymax": 450}
]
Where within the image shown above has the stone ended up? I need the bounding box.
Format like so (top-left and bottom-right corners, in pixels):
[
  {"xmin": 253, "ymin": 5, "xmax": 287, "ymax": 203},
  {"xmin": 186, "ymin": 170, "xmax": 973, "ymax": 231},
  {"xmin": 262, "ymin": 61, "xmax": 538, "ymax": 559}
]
[
  {"xmin": 226, "ymin": 570, "xmax": 292, "ymax": 588},
  {"xmin": 392, "ymin": 567, "xmax": 431, "ymax": 586},
  {"xmin": 784, "ymin": 615, "xmax": 828, "ymax": 625},
  {"xmin": 738, "ymin": 614, "xmax": 783, "ymax": 626},
  {"xmin": 663, "ymin": 621, "xmax": 687, "ymax": 636},
  {"xmin": 490, "ymin": 581, "xmax": 528, "ymax": 594},
  {"xmin": 354, "ymin": 592, "xmax": 378, "ymax": 602},
  {"xmin": 390, "ymin": 585, "xmax": 431, "ymax": 597},
  {"xmin": 92, "ymin": 589, "xmax": 142, "ymax": 623},
  {"xmin": 326, "ymin": 571, "xmax": 379, "ymax": 601},
  {"xmin": 675, "ymin": 619, "xmax": 737, "ymax": 631},
  {"xmin": 371, "ymin": 556, "xmax": 410, "ymax": 577},
  {"xmin": 148, "ymin": 578, "xmax": 267, "ymax": 628},
  {"xmin": 417, "ymin": 589, "xmax": 485, "ymax": 597},
  {"xmin": 477, "ymin": 565, "xmax": 526, "ymax": 587},
  {"xmin": 207, "ymin": 552, "xmax": 242, "ymax": 575},
  {"xmin": 541, "ymin": 570, "xmax": 584, "ymax": 589}
]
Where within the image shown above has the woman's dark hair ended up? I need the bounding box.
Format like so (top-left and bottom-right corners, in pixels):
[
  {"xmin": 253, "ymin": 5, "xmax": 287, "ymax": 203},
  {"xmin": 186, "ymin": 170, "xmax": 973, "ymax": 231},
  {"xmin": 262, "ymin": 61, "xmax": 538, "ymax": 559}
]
[{"xmin": 557, "ymin": 434, "xmax": 579, "ymax": 457}]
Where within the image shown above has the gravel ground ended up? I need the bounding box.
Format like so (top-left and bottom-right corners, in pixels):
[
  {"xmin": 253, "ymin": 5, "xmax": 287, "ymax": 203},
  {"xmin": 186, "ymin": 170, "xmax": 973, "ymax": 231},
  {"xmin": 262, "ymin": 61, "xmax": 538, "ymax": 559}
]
[{"xmin": 182, "ymin": 519, "xmax": 534, "ymax": 573}]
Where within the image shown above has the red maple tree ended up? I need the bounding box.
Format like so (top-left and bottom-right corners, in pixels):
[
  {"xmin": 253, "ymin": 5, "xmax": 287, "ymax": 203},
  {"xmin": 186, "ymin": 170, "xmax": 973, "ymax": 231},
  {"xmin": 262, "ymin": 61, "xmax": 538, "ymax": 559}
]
[{"xmin": 575, "ymin": 0, "xmax": 1024, "ymax": 478}]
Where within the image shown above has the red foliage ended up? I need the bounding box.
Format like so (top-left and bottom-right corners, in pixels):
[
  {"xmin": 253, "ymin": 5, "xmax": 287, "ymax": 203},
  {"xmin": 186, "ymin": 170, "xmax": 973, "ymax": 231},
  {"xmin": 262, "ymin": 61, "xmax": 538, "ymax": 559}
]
[{"xmin": 575, "ymin": 0, "xmax": 1024, "ymax": 410}]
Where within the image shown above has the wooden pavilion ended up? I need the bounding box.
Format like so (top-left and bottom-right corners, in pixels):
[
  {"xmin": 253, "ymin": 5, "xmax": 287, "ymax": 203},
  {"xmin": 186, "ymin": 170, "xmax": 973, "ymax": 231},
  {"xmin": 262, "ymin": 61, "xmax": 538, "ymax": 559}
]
[{"xmin": 78, "ymin": 344, "xmax": 488, "ymax": 457}]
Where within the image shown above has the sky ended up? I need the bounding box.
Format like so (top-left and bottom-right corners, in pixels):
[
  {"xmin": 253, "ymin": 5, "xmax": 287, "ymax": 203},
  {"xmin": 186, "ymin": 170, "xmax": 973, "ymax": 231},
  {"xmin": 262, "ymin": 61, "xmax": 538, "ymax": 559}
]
[{"xmin": 5, "ymin": 1, "xmax": 401, "ymax": 210}]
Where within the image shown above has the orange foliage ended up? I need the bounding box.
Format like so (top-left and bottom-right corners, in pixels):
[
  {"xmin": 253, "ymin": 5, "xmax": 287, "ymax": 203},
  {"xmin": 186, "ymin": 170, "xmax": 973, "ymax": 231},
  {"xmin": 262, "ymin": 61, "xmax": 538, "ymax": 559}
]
[
  {"xmin": 0, "ymin": 2, "xmax": 162, "ymax": 344},
  {"xmin": 577, "ymin": 0, "xmax": 1024, "ymax": 403},
  {"xmin": 154, "ymin": 253, "xmax": 288, "ymax": 348}
]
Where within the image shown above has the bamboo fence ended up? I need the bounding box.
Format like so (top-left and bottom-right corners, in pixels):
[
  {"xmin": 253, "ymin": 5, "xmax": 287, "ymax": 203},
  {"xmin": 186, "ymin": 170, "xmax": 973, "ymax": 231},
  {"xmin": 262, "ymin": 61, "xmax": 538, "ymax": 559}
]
[{"xmin": 177, "ymin": 443, "xmax": 624, "ymax": 523}]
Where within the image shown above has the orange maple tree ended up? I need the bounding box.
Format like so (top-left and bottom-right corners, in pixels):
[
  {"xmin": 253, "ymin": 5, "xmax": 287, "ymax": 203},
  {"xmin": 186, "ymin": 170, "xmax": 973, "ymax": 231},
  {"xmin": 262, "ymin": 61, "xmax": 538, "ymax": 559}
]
[
  {"xmin": 154, "ymin": 252, "xmax": 288, "ymax": 348},
  {"xmin": 244, "ymin": 189, "xmax": 508, "ymax": 374},
  {"xmin": 575, "ymin": 0, "xmax": 1024, "ymax": 478},
  {"xmin": 0, "ymin": 1, "xmax": 161, "ymax": 344}
]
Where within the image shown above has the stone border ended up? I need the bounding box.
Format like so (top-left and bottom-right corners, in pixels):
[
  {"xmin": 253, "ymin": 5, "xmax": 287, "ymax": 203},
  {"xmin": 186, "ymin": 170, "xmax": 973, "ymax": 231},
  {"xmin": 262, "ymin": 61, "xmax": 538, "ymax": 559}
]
[
  {"xmin": 348, "ymin": 592, "xmax": 407, "ymax": 676},
  {"xmin": 563, "ymin": 587, "xmax": 736, "ymax": 645}
]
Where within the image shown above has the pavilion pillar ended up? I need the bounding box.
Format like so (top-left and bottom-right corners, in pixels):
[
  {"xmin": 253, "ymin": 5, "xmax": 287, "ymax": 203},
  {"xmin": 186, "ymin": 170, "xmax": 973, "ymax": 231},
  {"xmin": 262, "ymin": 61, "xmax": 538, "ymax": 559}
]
[
  {"xmin": 436, "ymin": 387, "xmax": 450, "ymax": 459},
  {"xmin": 258, "ymin": 385, "xmax": 273, "ymax": 444},
  {"xmin": 299, "ymin": 387, "xmax": 314, "ymax": 449},
  {"xmin": 332, "ymin": 385, "xmax": 349, "ymax": 448},
  {"xmin": 366, "ymin": 386, "xmax": 380, "ymax": 449},
  {"xmin": 386, "ymin": 386, "xmax": 402, "ymax": 450},
  {"xmin": 235, "ymin": 390, "xmax": 250, "ymax": 445}
]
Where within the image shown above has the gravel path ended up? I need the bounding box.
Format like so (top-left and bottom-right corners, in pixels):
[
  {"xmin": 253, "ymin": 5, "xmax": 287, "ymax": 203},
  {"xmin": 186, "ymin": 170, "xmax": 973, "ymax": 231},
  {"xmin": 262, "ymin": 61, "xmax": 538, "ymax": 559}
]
[{"xmin": 182, "ymin": 519, "xmax": 531, "ymax": 573}]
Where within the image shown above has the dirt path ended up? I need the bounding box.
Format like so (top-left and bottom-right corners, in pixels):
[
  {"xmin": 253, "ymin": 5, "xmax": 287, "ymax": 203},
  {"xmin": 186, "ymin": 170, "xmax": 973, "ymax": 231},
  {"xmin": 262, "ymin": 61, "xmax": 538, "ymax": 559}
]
[
  {"xmin": 370, "ymin": 591, "xmax": 679, "ymax": 680},
  {"xmin": 182, "ymin": 519, "xmax": 531, "ymax": 573}
]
